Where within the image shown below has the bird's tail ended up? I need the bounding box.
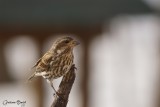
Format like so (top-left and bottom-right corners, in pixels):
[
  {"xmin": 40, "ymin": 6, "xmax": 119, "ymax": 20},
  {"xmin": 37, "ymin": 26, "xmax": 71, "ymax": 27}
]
[{"xmin": 28, "ymin": 73, "xmax": 36, "ymax": 82}]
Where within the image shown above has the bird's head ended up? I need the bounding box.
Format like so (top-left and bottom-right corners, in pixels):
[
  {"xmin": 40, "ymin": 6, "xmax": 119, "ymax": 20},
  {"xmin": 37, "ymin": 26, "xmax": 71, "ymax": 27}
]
[{"xmin": 50, "ymin": 36, "xmax": 80, "ymax": 54}]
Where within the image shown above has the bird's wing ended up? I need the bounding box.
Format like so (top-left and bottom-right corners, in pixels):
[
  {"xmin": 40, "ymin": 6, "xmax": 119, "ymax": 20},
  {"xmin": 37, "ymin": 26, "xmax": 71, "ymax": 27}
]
[
  {"xmin": 28, "ymin": 52, "xmax": 54, "ymax": 81},
  {"xmin": 36, "ymin": 52, "xmax": 54, "ymax": 70},
  {"xmin": 31, "ymin": 52, "xmax": 53, "ymax": 69}
]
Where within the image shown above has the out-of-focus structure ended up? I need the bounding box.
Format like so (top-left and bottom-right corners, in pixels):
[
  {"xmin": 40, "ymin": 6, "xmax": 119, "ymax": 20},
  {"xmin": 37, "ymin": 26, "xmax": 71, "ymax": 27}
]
[{"xmin": 0, "ymin": 0, "xmax": 160, "ymax": 107}]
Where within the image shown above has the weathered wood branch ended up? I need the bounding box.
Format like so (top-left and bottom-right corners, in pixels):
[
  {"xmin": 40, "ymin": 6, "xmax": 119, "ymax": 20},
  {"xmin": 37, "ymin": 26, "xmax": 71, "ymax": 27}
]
[{"xmin": 51, "ymin": 64, "xmax": 76, "ymax": 107}]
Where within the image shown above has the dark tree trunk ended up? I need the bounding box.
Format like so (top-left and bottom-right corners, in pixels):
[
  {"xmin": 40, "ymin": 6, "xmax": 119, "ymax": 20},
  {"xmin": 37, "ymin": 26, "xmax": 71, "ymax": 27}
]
[{"xmin": 51, "ymin": 64, "xmax": 76, "ymax": 107}]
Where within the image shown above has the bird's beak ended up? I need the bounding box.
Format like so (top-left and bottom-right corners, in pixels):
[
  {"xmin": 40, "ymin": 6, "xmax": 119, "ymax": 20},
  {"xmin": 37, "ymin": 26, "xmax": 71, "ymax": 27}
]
[{"xmin": 72, "ymin": 40, "xmax": 80, "ymax": 46}]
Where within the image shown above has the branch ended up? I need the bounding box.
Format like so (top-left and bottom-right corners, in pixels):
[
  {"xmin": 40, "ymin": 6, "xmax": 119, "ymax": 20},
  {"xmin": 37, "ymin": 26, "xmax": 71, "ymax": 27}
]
[{"xmin": 51, "ymin": 64, "xmax": 76, "ymax": 107}]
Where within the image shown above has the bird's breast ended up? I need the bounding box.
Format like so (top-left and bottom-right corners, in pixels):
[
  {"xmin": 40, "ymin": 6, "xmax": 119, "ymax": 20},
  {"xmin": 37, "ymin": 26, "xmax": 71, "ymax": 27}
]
[{"xmin": 50, "ymin": 52, "xmax": 73, "ymax": 78}]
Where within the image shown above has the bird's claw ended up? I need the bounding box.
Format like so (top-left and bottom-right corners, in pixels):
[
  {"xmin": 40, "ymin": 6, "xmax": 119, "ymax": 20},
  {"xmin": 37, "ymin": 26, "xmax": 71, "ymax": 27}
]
[
  {"xmin": 74, "ymin": 67, "xmax": 77, "ymax": 70},
  {"xmin": 53, "ymin": 92, "xmax": 65, "ymax": 100},
  {"xmin": 72, "ymin": 64, "xmax": 77, "ymax": 70}
]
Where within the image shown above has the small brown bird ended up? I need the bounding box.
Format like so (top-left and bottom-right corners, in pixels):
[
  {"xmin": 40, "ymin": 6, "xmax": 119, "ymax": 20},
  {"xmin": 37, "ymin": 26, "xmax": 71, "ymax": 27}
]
[{"xmin": 28, "ymin": 36, "xmax": 79, "ymax": 95}]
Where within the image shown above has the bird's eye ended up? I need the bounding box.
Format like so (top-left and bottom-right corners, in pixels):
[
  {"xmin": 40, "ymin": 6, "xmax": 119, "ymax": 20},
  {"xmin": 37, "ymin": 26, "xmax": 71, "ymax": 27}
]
[{"xmin": 64, "ymin": 40, "xmax": 70, "ymax": 43}]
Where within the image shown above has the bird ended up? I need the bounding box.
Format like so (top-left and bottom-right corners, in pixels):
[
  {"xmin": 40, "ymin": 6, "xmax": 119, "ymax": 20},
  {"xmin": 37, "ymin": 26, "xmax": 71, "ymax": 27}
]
[{"xmin": 28, "ymin": 36, "xmax": 79, "ymax": 96}]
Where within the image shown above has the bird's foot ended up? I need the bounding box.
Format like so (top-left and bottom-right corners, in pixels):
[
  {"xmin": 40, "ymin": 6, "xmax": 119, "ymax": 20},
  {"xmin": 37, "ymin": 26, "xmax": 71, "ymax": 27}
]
[
  {"xmin": 72, "ymin": 64, "xmax": 77, "ymax": 70},
  {"xmin": 53, "ymin": 92, "xmax": 65, "ymax": 100}
]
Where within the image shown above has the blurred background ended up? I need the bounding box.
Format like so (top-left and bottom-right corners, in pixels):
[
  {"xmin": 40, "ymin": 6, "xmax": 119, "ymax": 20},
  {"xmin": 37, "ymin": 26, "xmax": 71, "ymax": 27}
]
[{"xmin": 0, "ymin": 0, "xmax": 160, "ymax": 107}]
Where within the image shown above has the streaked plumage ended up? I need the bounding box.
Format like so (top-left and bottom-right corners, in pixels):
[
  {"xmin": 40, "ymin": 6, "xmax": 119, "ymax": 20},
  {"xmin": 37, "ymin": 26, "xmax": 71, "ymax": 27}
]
[{"xmin": 28, "ymin": 36, "xmax": 79, "ymax": 95}]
